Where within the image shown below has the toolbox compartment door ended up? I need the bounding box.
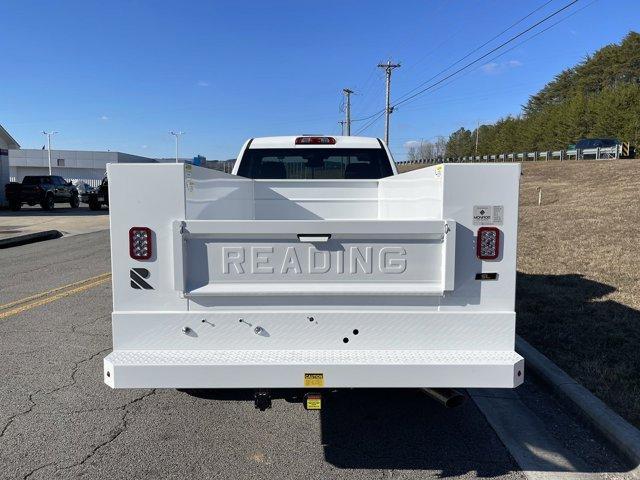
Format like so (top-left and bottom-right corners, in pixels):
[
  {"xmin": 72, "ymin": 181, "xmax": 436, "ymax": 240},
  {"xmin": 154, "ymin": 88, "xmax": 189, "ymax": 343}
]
[{"xmin": 172, "ymin": 219, "xmax": 455, "ymax": 296}]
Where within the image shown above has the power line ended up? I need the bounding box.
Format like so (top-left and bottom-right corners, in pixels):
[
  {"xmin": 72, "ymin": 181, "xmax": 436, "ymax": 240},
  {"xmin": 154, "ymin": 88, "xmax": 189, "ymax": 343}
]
[
  {"xmin": 349, "ymin": 0, "xmax": 589, "ymax": 139},
  {"xmin": 348, "ymin": 0, "xmax": 569, "ymax": 126},
  {"xmin": 397, "ymin": 0, "xmax": 599, "ymax": 111},
  {"xmin": 354, "ymin": 110, "xmax": 386, "ymax": 136},
  {"xmin": 393, "ymin": 0, "xmax": 558, "ymax": 105},
  {"xmin": 354, "ymin": 74, "xmax": 385, "ymax": 119},
  {"xmin": 354, "ymin": 66, "xmax": 379, "ymax": 108},
  {"xmin": 392, "ymin": 0, "xmax": 580, "ymax": 110},
  {"xmin": 350, "ymin": 106, "xmax": 387, "ymax": 123}
]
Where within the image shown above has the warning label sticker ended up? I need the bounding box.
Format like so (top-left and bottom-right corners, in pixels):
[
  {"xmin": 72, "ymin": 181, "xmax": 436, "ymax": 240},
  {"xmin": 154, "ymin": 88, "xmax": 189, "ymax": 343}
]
[
  {"xmin": 305, "ymin": 396, "xmax": 322, "ymax": 410},
  {"xmin": 185, "ymin": 164, "xmax": 194, "ymax": 192},
  {"xmin": 304, "ymin": 373, "xmax": 324, "ymax": 387},
  {"xmin": 473, "ymin": 205, "xmax": 504, "ymax": 226}
]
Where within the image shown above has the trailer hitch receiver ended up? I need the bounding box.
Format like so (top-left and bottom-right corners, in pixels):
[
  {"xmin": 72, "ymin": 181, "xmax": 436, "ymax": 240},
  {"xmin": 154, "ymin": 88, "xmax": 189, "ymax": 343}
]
[{"xmin": 254, "ymin": 389, "xmax": 272, "ymax": 411}]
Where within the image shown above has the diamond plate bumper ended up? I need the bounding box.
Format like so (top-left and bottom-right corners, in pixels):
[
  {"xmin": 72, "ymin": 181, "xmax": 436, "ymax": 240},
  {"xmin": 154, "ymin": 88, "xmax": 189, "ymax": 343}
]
[{"xmin": 104, "ymin": 349, "xmax": 524, "ymax": 389}]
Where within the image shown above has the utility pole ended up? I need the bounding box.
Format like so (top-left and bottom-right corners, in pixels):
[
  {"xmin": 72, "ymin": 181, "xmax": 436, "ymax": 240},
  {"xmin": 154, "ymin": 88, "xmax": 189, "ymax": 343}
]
[
  {"xmin": 42, "ymin": 131, "xmax": 58, "ymax": 175},
  {"xmin": 170, "ymin": 131, "xmax": 185, "ymax": 163},
  {"xmin": 342, "ymin": 88, "xmax": 353, "ymax": 135},
  {"xmin": 475, "ymin": 120, "xmax": 480, "ymax": 155},
  {"xmin": 377, "ymin": 60, "xmax": 400, "ymax": 146}
]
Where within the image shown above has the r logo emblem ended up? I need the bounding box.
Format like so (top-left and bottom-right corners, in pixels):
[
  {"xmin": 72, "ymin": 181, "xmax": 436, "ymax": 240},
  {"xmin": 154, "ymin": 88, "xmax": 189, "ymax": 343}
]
[{"xmin": 130, "ymin": 268, "xmax": 153, "ymax": 290}]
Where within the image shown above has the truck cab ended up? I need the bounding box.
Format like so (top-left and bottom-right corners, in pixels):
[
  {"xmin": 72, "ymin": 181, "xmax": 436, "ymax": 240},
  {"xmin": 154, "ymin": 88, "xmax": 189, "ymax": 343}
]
[
  {"xmin": 104, "ymin": 136, "xmax": 523, "ymax": 399},
  {"xmin": 233, "ymin": 136, "xmax": 397, "ymax": 179}
]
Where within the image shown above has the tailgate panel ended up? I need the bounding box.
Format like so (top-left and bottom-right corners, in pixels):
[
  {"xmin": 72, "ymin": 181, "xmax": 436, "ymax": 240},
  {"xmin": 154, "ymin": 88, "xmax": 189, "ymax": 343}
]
[{"xmin": 174, "ymin": 220, "xmax": 455, "ymax": 296}]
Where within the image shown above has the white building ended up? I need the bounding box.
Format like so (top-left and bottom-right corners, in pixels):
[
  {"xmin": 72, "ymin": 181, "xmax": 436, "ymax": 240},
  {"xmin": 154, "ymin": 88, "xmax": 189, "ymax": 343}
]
[
  {"xmin": 8, "ymin": 149, "xmax": 156, "ymax": 187},
  {"xmin": 1, "ymin": 125, "xmax": 21, "ymax": 205},
  {"xmin": 0, "ymin": 123, "xmax": 156, "ymax": 206}
]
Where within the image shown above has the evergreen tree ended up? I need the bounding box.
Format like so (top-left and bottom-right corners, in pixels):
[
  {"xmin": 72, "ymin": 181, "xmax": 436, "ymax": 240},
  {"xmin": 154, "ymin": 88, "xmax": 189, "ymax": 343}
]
[{"xmin": 443, "ymin": 31, "xmax": 640, "ymax": 156}]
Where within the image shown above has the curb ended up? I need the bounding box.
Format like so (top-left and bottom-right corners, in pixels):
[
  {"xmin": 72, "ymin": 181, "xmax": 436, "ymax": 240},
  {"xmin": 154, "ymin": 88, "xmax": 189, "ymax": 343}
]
[
  {"xmin": 0, "ymin": 230, "xmax": 62, "ymax": 249},
  {"xmin": 516, "ymin": 336, "xmax": 640, "ymax": 476}
]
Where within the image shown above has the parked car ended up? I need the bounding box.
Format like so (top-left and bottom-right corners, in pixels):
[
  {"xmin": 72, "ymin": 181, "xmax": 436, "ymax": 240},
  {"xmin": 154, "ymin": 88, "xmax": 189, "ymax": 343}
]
[
  {"xmin": 82, "ymin": 176, "xmax": 108, "ymax": 210},
  {"xmin": 574, "ymin": 138, "xmax": 620, "ymax": 149},
  {"xmin": 571, "ymin": 138, "xmax": 620, "ymax": 159},
  {"xmin": 5, "ymin": 175, "xmax": 79, "ymax": 211},
  {"xmin": 74, "ymin": 180, "xmax": 95, "ymax": 196}
]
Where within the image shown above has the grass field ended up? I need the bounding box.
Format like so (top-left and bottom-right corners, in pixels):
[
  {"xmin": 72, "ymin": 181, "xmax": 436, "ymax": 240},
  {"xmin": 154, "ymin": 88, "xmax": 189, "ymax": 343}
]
[{"xmin": 400, "ymin": 159, "xmax": 640, "ymax": 428}]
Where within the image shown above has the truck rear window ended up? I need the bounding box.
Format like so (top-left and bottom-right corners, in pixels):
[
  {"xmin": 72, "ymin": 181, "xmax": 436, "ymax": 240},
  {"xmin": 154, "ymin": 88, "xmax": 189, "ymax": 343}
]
[{"xmin": 237, "ymin": 148, "xmax": 394, "ymax": 180}]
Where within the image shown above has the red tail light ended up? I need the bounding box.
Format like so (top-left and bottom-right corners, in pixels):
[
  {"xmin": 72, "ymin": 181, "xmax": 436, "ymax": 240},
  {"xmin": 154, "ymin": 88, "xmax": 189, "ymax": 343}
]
[
  {"xmin": 295, "ymin": 136, "xmax": 336, "ymax": 145},
  {"xmin": 476, "ymin": 227, "xmax": 500, "ymax": 260},
  {"xmin": 129, "ymin": 227, "xmax": 152, "ymax": 260}
]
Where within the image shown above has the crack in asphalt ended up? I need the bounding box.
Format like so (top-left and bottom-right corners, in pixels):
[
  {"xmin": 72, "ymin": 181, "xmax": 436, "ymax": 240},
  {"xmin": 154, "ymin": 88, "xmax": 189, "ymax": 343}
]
[
  {"xmin": 43, "ymin": 347, "xmax": 113, "ymax": 397},
  {"xmin": 22, "ymin": 389, "xmax": 158, "ymax": 480},
  {"xmin": 57, "ymin": 389, "xmax": 158, "ymax": 475},
  {"xmin": 0, "ymin": 388, "xmax": 42, "ymax": 438},
  {"xmin": 2, "ymin": 335, "xmax": 158, "ymax": 480},
  {"xmin": 1, "ymin": 347, "xmax": 111, "ymax": 440},
  {"xmin": 70, "ymin": 324, "xmax": 110, "ymax": 338}
]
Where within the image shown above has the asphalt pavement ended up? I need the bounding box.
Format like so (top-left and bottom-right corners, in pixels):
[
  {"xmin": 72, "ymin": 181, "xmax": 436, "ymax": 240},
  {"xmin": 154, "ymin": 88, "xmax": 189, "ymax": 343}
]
[
  {"xmin": 0, "ymin": 206, "xmax": 109, "ymax": 242},
  {"xmin": 0, "ymin": 231, "xmax": 634, "ymax": 479}
]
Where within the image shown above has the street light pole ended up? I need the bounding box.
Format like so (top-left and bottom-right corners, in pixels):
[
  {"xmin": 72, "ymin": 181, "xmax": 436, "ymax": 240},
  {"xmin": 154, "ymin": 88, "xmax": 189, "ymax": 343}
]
[
  {"xmin": 42, "ymin": 131, "xmax": 58, "ymax": 175},
  {"xmin": 170, "ymin": 131, "xmax": 185, "ymax": 163}
]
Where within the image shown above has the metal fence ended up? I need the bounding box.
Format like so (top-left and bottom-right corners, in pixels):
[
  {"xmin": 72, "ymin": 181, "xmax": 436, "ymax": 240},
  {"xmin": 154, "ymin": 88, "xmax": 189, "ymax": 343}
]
[
  {"xmin": 397, "ymin": 145, "xmax": 632, "ymax": 166},
  {"xmin": 9, "ymin": 176, "xmax": 103, "ymax": 187}
]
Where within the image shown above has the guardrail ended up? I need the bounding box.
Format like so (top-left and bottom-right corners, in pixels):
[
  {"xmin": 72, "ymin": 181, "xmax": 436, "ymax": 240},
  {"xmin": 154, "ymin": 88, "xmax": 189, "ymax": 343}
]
[{"xmin": 397, "ymin": 145, "xmax": 633, "ymax": 165}]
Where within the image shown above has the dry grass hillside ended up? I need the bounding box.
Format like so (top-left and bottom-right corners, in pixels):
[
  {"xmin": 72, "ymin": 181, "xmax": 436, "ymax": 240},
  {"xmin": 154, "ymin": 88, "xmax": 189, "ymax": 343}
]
[{"xmin": 400, "ymin": 160, "xmax": 640, "ymax": 427}]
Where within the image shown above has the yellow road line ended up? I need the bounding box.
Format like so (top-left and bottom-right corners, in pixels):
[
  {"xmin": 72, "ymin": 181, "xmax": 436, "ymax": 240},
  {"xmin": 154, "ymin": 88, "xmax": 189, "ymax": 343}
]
[{"xmin": 0, "ymin": 272, "xmax": 111, "ymax": 319}]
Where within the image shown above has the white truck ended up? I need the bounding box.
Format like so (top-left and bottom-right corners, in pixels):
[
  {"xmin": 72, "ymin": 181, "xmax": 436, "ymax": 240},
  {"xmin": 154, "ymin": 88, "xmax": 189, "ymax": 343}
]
[{"xmin": 104, "ymin": 135, "xmax": 523, "ymax": 409}]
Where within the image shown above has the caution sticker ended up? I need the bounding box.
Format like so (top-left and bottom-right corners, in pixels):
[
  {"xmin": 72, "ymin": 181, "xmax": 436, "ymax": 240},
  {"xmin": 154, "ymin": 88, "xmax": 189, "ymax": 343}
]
[
  {"xmin": 305, "ymin": 395, "xmax": 322, "ymax": 410},
  {"xmin": 304, "ymin": 373, "xmax": 324, "ymax": 387}
]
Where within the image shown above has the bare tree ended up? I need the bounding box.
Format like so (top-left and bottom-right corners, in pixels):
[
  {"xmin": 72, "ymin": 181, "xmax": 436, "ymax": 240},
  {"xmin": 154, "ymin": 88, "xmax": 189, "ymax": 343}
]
[
  {"xmin": 406, "ymin": 144, "xmax": 420, "ymax": 162},
  {"xmin": 434, "ymin": 136, "xmax": 447, "ymax": 158},
  {"xmin": 406, "ymin": 136, "xmax": 448, "ymax": 162}
]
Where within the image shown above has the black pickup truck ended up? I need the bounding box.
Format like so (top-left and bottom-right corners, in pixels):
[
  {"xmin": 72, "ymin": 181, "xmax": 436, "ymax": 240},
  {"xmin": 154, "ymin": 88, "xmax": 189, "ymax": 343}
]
[
  {"xmin": 5, "ymin": 175, "xmax": 79, "ymax": 211},
  {"xmin": 82, "ymin": 176, "xmax": 108, "ymax": 210}
]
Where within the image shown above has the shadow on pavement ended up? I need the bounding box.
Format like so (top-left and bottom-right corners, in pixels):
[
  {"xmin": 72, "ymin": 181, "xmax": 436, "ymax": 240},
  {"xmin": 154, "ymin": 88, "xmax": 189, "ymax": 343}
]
[
  {"xmin": 183, "ymin": 388, "xmax": 519, "ymax": 476},
  {"xmin": 319, "ymin": 388, "xmax": 520, "ymax": 477}
]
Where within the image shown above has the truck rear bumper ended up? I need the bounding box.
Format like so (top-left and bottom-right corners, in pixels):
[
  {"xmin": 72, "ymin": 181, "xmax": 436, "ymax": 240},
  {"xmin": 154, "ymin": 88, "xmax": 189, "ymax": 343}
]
[{"xmin": 103, "ymin": 349, "xmax": 524, "ymax": 389}]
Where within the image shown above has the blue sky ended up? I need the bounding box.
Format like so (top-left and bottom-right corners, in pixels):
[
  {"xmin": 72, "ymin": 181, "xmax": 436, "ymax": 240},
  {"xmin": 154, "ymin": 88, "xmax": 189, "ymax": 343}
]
[{"xmin": 1, "ymin": 0, "xmax": 638, "ymax": 160}]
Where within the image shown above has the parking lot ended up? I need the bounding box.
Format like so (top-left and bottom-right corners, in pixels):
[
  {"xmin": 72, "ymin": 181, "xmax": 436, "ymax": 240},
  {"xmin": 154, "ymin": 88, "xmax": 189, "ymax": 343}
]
[{"xmin": 0, "ymin": 228, "xmax": 634, "ymax": 479}]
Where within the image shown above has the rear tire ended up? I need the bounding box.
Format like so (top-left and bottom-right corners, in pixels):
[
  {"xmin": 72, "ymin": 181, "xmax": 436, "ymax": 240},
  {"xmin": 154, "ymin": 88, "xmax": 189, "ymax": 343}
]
[
  {"xmin": 88, "ymin": 197, "xmax": 101, "ymax": 211},
  {"xmin": 9, "ymin": 201, "xmax": 21, "ymax": 211},
  {"xmin": 41, "ymin": 194, "xmax": 54, "ymax": 211},
  {"xmin": 70, "ymin": 194, "xmax": 80, "ymax": 208}
]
